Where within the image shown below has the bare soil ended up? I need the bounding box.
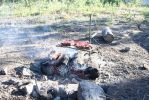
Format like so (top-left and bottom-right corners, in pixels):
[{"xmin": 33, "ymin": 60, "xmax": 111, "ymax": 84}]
[{"xmin": 0, "ymin": 14, "xmax": 149, "ymax": 100}]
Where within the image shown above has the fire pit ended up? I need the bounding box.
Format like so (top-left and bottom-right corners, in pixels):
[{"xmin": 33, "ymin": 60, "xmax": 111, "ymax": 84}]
[{"xmin": 30, "ymin": 47, "xmax": 99, "ymax": 80}]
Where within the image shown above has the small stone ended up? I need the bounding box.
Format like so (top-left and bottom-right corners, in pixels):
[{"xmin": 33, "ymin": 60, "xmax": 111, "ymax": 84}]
[
  {"xmin": 138, "ymin": 66, "xmax": 147, "ymax": 70},
  {"xmin": 65, "ymin": 84, "xmax": 78, "ymax": 94},
  {"xmin": 42, "ymin": 75, "xmax": 48, "ymax": 81},
  {"xmin": 19, "ymin": 82, "xmax": 34, "ymax": 96},
  {"xmin": 110, "ymin": 41, "xmax": 120, "ymax": 46},
  {"xmin": 38, "ymin": 87, "xmax": 53, "ymax": 99},
  {"xmin": 2, "ymin": 79, "xmax": 20, "ymax": 85},
  {"xmin": 119, "ymin": 47, "xmax": 130, "ymax": 53},
  {"xmin": 22, "ymin": 68, "xmax": 32, "ymax": 76},
  {"xmin": 143, "ymin": 64, "xmax": 149, "ymax": 70},
  {"xmin": 59, "ymin": 84, "xmax": 78, "ymax": 99},
  {"xmin": 0, "ymin": 67, "xmax": 7, "ymax": 75},
  {"xmin": 78, "ymin": 81, "xmax": 106, "ymax": 100},
  {"xmin": 35, "ymin": 80, "xmax": 59, "ymax": 99}
]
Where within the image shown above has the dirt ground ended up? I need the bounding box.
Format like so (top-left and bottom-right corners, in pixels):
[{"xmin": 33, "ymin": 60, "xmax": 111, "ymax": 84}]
[{"xmin": 0, "ymin": 14, "xmax": 149, "ymax": 100}]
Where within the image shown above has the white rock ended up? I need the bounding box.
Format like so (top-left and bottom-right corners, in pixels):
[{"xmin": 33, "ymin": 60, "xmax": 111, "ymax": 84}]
[
  {"xmin": 0, "ymin": 67, "xmax": 8, "ymax": 75},
  {"xmin": 78, "ymin": 81, "xmax": 106, "ymax": 100},
  {"xmin": 65, "ymin": 84, "xmax": 78, "ymax": 94},
  {"xmin": 22, "ymin": 68, "xmax": 32, "ymax": 76},
  {"xmin": 19, "ymin": 82, "xmax": 34, "ymax": 95},
  {"xmin": 59, "ymin": 84, "xmax": 78, "ymax": 99}
]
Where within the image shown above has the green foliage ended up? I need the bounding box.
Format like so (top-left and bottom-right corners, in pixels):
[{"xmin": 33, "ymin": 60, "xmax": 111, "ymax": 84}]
[{"xmin": 0, "ymin": 0, "xmax": 147, "ymax": 17}]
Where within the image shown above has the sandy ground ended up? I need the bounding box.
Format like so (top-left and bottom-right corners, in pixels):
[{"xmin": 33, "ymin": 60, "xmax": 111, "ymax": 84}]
[{"xmin": 0, "ymin": 15, "xmax": 149, "ymax": 100}]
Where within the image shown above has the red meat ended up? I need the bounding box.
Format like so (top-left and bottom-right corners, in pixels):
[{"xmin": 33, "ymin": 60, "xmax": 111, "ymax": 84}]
[{"xmin": 60, "ymin": 40, "xmax": 92, "ymax": 49}]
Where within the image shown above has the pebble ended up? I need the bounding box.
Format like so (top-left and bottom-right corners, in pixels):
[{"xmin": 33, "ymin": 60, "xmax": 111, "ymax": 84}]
[
  {"xmin": 0, "ymin": 67, "xmax": 8, "ymax": 75},
  {"xmin": 22, "ymin": 68, "xmax": 32, "ymax": 76},
  {"xmin": 19, "ymin": 82, "xmax": 34, "ymax": 96}
]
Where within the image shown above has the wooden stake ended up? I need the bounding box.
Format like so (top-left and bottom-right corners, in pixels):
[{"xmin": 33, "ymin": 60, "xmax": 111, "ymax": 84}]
[
  {"xmin": 89, "ymin": 14, "xmax": 92, "ymax": 44},
  {"xmin": 88, "ymin": 14, "xmax": 92, "ymax": 66}
]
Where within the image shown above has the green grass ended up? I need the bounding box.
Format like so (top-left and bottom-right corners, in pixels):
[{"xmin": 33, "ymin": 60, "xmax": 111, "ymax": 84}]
[{"xmin": 0, "ymin": 0, "xmax": 148, "ymax": 24}]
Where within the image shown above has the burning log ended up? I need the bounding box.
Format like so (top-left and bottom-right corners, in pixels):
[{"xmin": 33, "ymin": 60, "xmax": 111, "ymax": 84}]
[{"xmin": 102, "ymin": 27, "xmax": 114, "ymax": 43}]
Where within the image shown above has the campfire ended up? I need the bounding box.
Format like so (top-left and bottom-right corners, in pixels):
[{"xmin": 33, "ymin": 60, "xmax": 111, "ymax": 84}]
[
  {"xmin": 13, "ymin": 46, "xmax": 104, "ymax": 100},
  {"xmin": 31, "ymin": 46, "xmax": 99, "ymax": 80}
]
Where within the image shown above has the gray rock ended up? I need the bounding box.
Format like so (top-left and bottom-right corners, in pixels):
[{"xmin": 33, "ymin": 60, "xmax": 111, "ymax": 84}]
[
  {"xmin": 111, "ymin": 41, "xmax": 120, "ymax": 46},
  {"xmin": 78, "ymin": 81, "xmax": 106, "ymax": 100},
  {"xmin": 59, "ymin": 84, "xmax": 78, "ymax": 100},
  {"xmin": 37, "ymin": 86, "xmax": 53, "ymax": 100},
  {"xmin": 19, "ymin": 82, "xmax": 35, "ymax": 95},
  {"xmin": 35, "ymin": 80, "xmax": 59, "ymax": 99},
  {"xmin": 3, "ymin": 78, "xmax": 20, "ymax": 85},
  {"xmin": 0, "ymin": 67, "xmax": 7, "ymax": 75},
  {"xmin": 119, "ymin": 47, "xmax": 130, "ymax": 53}
]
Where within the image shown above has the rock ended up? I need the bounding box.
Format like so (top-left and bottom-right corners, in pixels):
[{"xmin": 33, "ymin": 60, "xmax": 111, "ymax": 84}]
[
  {"xmin": 22, "ymin": 67, "xmax": 32, "ymax": 76},
  {"xmin": 138, "ymin": 66, "xmax": 147, "ymax": 70},
  {"xmin": 0, "ymin": 67, "xmax": 8, "ymax": 75},
  {"xmin": 41, "ymin": 75, "xmax": 48, "ymax": 81},
  {"xmin": 37, "ymin": 86, "xmax": 53, "ymax": 99},
  {"xmin": 17, "ymin": 80, "xmax": 59, "ymax": 99},
  {"xmin": 19, "ymin": 82, "xmax": 35, "ymax": 96},
  {"xmin": 78, "ymin": 81, "xmax": 106, "ymax": 100},
  {"xmin": 35, "ymin": 80, "xmax": 59, "ymax": 99},
  {"xmin": 110, "ymin": 41, "xmax": 120, "ymax": 46},
  {"xmin": 2, "ymin": 79, "xmax": 20, "ymax": 85},
  {"xmin": 119, "ymin": 47, "xmax": 130, "ymax": 53},
  {"xmin": 59, "ymin": 84, "xmax": 78, "ymax": 99},
  {"xmin": 143, "ymin": 63, "xmax": 149, "ymax": 70}
]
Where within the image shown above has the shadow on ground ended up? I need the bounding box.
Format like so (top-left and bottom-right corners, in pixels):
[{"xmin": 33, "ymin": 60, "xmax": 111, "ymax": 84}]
[
  {"xmin": 132, "ymin": 32, "xmax": 149, "ymax": 52},
  {"xmin": 104, "ymin": 76, "xmax": 149, "ymax": 100}
]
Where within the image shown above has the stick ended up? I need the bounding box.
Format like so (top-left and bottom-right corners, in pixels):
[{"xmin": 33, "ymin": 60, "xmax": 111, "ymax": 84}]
[
  {"xmin": 88, "ymin": 14, "xmax": 92, "ymax": 66},
  {"xmin": 89, "ymin": 14, "xmax": 92, "ymax": 44}
]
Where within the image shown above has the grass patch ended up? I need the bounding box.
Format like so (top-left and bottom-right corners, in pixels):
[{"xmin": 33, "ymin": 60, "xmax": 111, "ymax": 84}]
[{"xmin": 0, "ymin": 0, "xmax": 148, "ymax": 24}]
